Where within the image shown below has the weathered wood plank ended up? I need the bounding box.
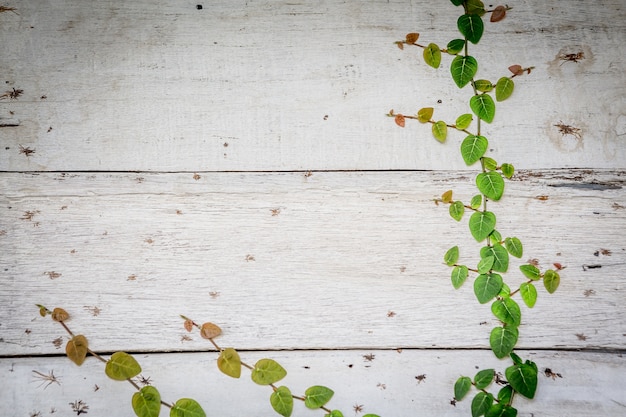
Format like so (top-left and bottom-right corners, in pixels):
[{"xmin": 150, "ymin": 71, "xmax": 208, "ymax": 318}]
[
  {"xmin": 1, "ymin": 350, "xmax": 623, "ymax": 416},
  {"xmin": 1, "ymin": 0, "xmax": 624, "ymax": 171},
  {"xmin": 1, "ymin": 170, "xmax": 624, "ymax": 355}
]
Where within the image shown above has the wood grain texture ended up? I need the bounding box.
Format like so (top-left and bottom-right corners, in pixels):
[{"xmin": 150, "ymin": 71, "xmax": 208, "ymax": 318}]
[
  {"xmin": 1, "ymin": 350, "xmax": 624, "ymax": 417},
  {"xmin": 1, "ymin": 170, "xmax": 624, "ymax": 355},
  {"xmin": 1, "ymin": 0, "xmax": 625, "ymax": 171}
]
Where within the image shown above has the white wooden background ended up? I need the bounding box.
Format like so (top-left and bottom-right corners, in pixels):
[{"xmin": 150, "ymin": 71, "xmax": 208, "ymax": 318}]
[{"xmin": 1, "ymin": 1, "xmax": 625, "ymax": 416}]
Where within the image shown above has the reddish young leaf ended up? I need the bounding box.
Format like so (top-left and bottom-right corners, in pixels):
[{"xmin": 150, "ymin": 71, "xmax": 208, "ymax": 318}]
[
  {"xmin": 395, "ymin": 114, "xmax": 406, "ymax": 128},
  {"xmin": 405, "ymin": 33, "xmax": 419, "ymax": 44},
  {"xmin": 490, "ymin": 6, "xmax": 507, "ymax": 22},
  {"xmin": 508, "ymin": 65, "xmax": 523, "ymax": 76},
  {"xmin": 184, "ymin": 320, "xmax": 194, "ymax": 332},
  {"xmin": 200, "ymin": 322, "xmax": 222, "ymax": 339}
]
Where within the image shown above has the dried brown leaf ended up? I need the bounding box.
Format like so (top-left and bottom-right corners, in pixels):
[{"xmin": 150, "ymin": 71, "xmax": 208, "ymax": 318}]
[
  {"xmin": 490, "ymin": 6, "xmax": 506, "ymax": 22},
  {"xmin": 405, "ymin": 33, "xmax": 419, "ymax": 44},
  {"xmin": 51, "ymin": 308, "xmax": 69, "ymax": 322},
  {"xmin": 395, "ymin": 114, "xmax": 406, "ymax": 128},
  {"xmin": 200, "ymin": 322, "xmax": 222, "ymax": 339}
]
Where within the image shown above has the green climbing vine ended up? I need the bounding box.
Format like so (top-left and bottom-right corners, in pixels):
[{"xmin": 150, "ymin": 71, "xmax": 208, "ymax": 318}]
[
  {"xmin": 388, "ymin": 1, "xmax": 559, "ymax": 416},
  {"xmin": 36, "ymin": 305, "xmax": 379, "ymax": 417}
]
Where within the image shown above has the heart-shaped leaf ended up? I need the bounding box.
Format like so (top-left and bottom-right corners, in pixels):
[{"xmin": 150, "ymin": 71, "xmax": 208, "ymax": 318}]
[
  {"xmin": 461, "ymin": 135, "xmax": 488, "ymax": 165},
  {"xmin": 470, "ymin": 94, "xmax": 496, "ymax": 123},
  {"xmin": 476, "ymin": 171, "xmax": 505, "ymax": 201},
  {"xmin": 251, "ymin": 359, "xmax": 287, "ymax": 385},
  {"xmin": 458, "ymin": 14, "xmax": 484, "ymax": 44},
  {"xmin": 423, "ymin": 43, "xmax": 441, "ymax": 68},
  {"xmin": 170, "ymin": 398, "xmax": 206, "ymax": 417},
  {"xmin": 451, "ymin": 55, "xmax": 478, "ymax": 88},
  {"xmin": 474, "ymin": 273, "xmax": 503, "ymax": 303},
  {"xmin": 469, "ymin": 211, "xmax": 496, "ymax": 241},
  {"xmin": 304, "ymin": 385, "xmax": 334, "ymax": 409},
  {"xmin": 506, "ymin": 361, "xmax": 538, "ymax": 399},
  {"xmin": 270, "ymin": 386, "xmax": 294, "ymax": 417},
  {"xmin": 490, "ymin": 326, "xmax": 518, "ymax": 358},
  {"xmin": 105, "ymin": 351, "xmax": 142, "ymax": 381},
  {"xmin": 132, "ymin": 386, "xmax": 161, "ymax": 417},
  {"xmin": 218, "ymin": 348, "xmax": 241, "ymax": 378},
  {"xmin": 66, "ymin": 335, "xmax": 89, "ymax": 366}
]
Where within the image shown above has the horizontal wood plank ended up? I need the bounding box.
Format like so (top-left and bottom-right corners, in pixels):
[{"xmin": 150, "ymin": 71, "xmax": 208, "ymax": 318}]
[
  {"xmin": 1, "ymin": 0, "xmax": 625, "ymax": 171},
  {"xmin": 1, "ymin": 349, "xmax": 624, "ymax": 416},
  {"xmin": 1, "ymin": 170, "xmax": 624, "ymax": 355}
]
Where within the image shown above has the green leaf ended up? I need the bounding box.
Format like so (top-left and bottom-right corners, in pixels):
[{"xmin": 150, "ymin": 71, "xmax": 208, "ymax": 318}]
[
  {"xmin": 470, "ymin": 94, "xmax": 496, "ymax": 123},
  {"xmin": 423, "ymin": 43, "xmax": 441, "ymax": 68},
  {"xmin": 477, "ymin": 256, "xmax": 494, "ymax": 274},
  {"xmin": 456, "ymin": 113, "xmax": 473, "ymax": 129},
  {"xmin": 432, "ymin": 120, "xmax": 448, "ymax": 142},
  {"xmin": 218, "ymin": 348, "xmax": 241, "ymax": 378},
  {"xmin": 469, "ymin": 211, "xmax": 496, "ymax": 241},
  {"xmin": 461, "ymin": 135, "xmax": 488, "ymax": 165},
  {"xmin": 495, "ymin": 77, "xmax": 515, "ymax": 102},
  {"xmin": 470, "ymin": 194, "xmax": 482, "ymax": 210},
  {"xmin": 474, "ymin": 369, "xmax": 495, "ymax": 389},
  {"xmin": 504, "ymin": 237, "xmax": 523, "ymax": 258},
  {"xmin": 474, "ymin": 273, "xmax": 503, "ymax": 303},
  {"xmin": 270, "ymin": 386, "xmax": 294, "ymax": 417},
  {"xmin": 474, "ymin": 79, "xmax": 493, "ymax": 92},
  {"xmin": 471, "ymin": 392, "xmax": 493, "ymax": 417},
  {"xmin": 498, "ymin": 282, "xmax": 511, "ymax": 298},
  {"xmin": 480, "ymin": 243, "xmax": 509, "ymax": 272},
  {"xmin": 505, "ymin": 362, "xmax": 538, "ymax": 399},
  {"xmin": 363, "ymin": 415, "xmax": 381, "ymax": 417},
  {"xmin": 304, "ymin": 386, "xmax": 334, "ymax": 409},
  {"xmin": 519, "ymin": 264, "xmax": 541, "ymax": 281},
  {"xmin": 451, "ymin": 55, "xmax": 478, "ymax": 88},
  {"xmin": 132, "ymin": 386, "xmax": 161, "ymax": 417},
  {"xmin": 454, "ymin": 376, "xmax": 472, "ymax": 400},
  {"xmin": 451, "ymin": 265, "xmax": 469, "ymax": 289},
  {"xmin": 66, "ymin": 335, "xmax": 89, "ymax": 366},
  {"xmin": 510, "ymin": 352, "xmax": 523, "ymax": 366},
  {"xmin": 501, "ymin": 163, "xmax": 515, "ymax": 179},
  {"xmin": 444, "ymin": 246, "xmax": 460, "ymax": 266},
  {"xmin": 490, "ymin": 229, "xmax": 502, "ymax": 245},
  {"xmin": 467, "ymin": 0, "xmax": 486, "ymax": 15},
  {"xmin": 251, "ymin": 359, "xmax": 287, "ymax": 385},
  {"xmin": 486, "ymin": 403, "xmax": 518, "ymax": 417},
  {"xmin": 483, "ymin": 157, "xmax": 498, "ymax": 171},
  {"xmin": 520, "ymin": 282, "xmax": 537, "ymax": 308},
  {"xmin": 450, "ymin": 0, "xmax": 464, "ymax": 6},
  {"xmin": 476, "ymin": 172, "xmax": 505, "ymax": 201},
  {"xmin": 543, "ymin": 269, "xmax": 560, "ymax": 294},
  {"xmin": 497, "ymin": 385, "xmax": 514, "ymax": 405},
  {"xmin": 491, "ymin": 298, "xmax": 521, "ymax": 326},
  {"xmin": 458, "ymin": 14, "xmax": 484, "ymax": 44},
  {"xmin": 105, "ymin": 352, "xmax": 142, "ymax": 381},
  {"xmin": 327, "ymin": 411, "xmax": 344, "ymax": 417},
  {"xmin": 449, "ymin": 201, "xmax": 465, "ymax": 221},
  {"xmin": 417, "ymin": 107, "xmax": 433, "ymax": 123},
  {"xmin": 490, "ymin": 326, "xmax": 518, "ymax": 358},
  {"xmin": 447, "ymin": 38, "xmax": 466, "ymax": 54},
  {"xmin": 170, "ymin": 399, "xmax": 206, "ymax": 417}
]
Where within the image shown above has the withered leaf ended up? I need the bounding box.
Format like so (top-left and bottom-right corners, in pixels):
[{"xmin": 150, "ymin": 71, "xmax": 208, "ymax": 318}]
[
  {"xmin": 395, "ymin": 114, "xmax": 406, "ymax": 128},
  {"xmin": 405, "ymin": 33, "xmax": 419, "ymax": 44},
  {"xmin": 508, "ymin": 65, "xmax": 523, "ymax": 75},
  {"xmin": 200, "ymin": 322, "xmax": 222, "ymax": 339},
  {"xmin": 490, "ymin": 6, "xmax": 507, "ymax": 22},
  {"xmin": 51, "ymin": 307, "xmax": 69, "ymax": 322}
]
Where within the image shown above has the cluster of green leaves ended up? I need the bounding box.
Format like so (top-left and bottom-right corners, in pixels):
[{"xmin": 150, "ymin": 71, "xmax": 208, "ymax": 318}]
[
  {"xmin": 37, "ymin": 305, "xmax": 380, "ymax": 417},
  {"xmin": 391, "ymin": 1, "xmax": 559, "ymax": 416}
]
